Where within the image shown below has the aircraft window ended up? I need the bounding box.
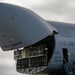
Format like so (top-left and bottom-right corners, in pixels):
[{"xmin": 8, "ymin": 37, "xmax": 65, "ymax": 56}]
[
  {"xmin": 59, "ymin": 60, "xmax": 61, "ymax": 62},
  {"xmin": 71, "ymin": 60, "xmax": 74, "ymax": 62},
  {"xmin": 73, "ymin": 62, "xmax": 75, "ymax": 65},
  {"xmin": 59, "ymin": 57, "xmax": 61, "ymax": 58},
  {"xmin": 54, "ymin": 56, "xmax": 58, "ymax": 58},
  {"xmin": 54, "ymin": 60, "xmax": 58, "ymax": 62}
]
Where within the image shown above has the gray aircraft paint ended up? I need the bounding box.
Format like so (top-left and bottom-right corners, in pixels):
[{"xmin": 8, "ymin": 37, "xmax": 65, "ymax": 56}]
[
  {"xmin": 0, "ymin": 3, "xmax": 57, "ymax": 51},
  {"xmin": 0, "ymin": 3, "xmax": 75, "ymax": 75}
]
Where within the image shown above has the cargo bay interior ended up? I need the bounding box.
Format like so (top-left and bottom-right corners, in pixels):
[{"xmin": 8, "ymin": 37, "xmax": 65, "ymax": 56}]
[{"xmin": 14, "ymin": 34, "xmax": 55, "ymax": 73}]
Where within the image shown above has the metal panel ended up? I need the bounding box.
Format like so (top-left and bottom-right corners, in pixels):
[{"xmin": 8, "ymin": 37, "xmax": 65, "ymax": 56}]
[{"xmin": 0, "ymin": 3, "xmax": 58, "ymax": 51}]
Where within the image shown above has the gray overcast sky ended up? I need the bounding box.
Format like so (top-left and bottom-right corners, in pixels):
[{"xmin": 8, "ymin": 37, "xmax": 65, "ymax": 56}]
[{"xmin": 0, "ymin": 0, "xmax": 75, "ymax": 75}]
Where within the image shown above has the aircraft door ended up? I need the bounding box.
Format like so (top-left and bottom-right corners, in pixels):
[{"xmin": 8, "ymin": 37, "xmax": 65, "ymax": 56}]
[{"xmin": 62, "ymin": 48, "xmax": 68, "ymax": 63}]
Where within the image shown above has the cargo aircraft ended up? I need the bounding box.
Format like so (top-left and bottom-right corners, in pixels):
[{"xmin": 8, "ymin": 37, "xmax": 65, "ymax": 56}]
[{"xmin": 0, "ymin": 3, "xmax": 75, "ymax": 75}]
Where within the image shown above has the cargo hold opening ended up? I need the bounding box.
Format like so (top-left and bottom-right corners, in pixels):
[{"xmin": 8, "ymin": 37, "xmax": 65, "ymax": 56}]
[{"xmin": 14, "ymin": 34, "xmax": 55, "ymax": 69}]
